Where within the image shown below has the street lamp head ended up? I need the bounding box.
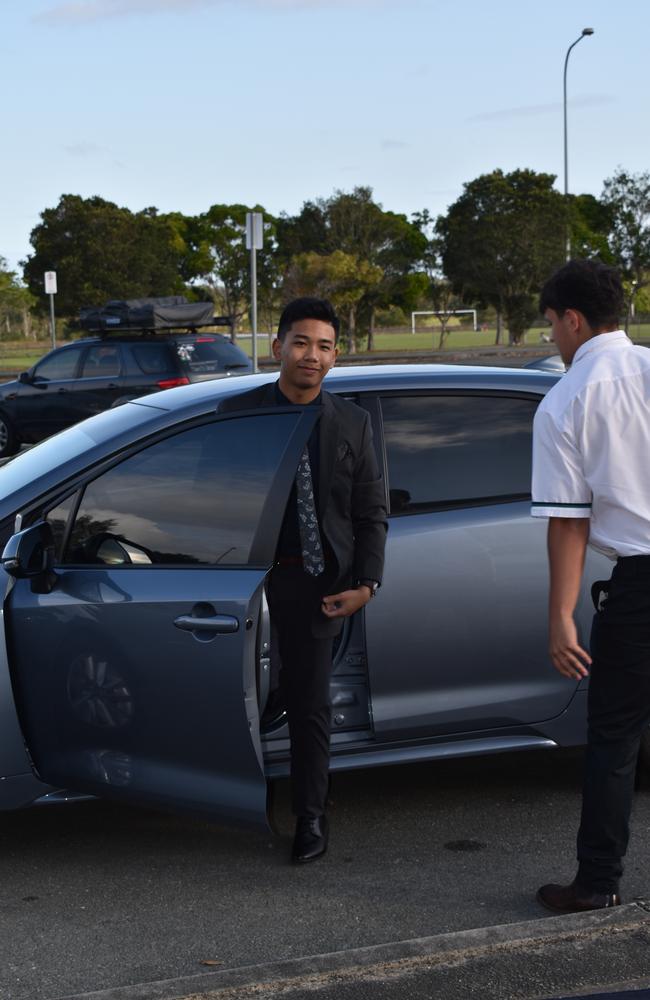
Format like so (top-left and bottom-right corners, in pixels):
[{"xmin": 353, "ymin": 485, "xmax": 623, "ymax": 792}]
[{"xmin": 582, "ymin": 27, "xmax": 594, "ymax": 35}]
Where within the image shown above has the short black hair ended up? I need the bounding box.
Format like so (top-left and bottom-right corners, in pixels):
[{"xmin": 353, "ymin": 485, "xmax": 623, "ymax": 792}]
[
  {"xmin": 539, "ymin": 259, "xmax": 624, "ymax": 330},
  {"xmin": 277, "ymin": 297, "xmax": 340, "ymax": 342}
]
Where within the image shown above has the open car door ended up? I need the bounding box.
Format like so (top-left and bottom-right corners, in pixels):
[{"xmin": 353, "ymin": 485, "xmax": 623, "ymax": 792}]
[{"xmin": 3, "ymin": 406, "xmax": 318, "ymax": 828}]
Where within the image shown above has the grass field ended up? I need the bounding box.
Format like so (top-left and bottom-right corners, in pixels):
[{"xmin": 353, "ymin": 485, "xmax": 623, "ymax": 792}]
[{"xmin": 2, "ymin": 322, "xmax": 650, "ymax": 370}]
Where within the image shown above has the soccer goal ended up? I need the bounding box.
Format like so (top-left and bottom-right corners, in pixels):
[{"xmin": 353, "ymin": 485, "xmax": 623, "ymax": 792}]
[{"xmin": 411, "ymin": 309, "xmax": 478, "ymax": 333}]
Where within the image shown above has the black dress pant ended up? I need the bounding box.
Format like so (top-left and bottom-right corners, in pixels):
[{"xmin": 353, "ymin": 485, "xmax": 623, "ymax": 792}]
[
  {"xmin": 576, "ymin": 556, "xmax": 650, "ymax": 893},
  {"xmin": 266, "ymin": 566, "xmax": 335, "ymax": 818}
]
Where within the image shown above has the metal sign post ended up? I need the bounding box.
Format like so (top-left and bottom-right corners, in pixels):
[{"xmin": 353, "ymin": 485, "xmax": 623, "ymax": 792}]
[
  {"xmin": 245, "ymin": 212, "xmax": 263, "ymax": 373},
  {"xmin": 44, "ymin": 271, "xmax": 57, "ymax": 348}
]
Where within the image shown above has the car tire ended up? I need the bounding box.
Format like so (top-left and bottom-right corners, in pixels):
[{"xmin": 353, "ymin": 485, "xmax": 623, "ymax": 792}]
[{"xmin": 0, "ymin": 412, "xmax": 19, "ymax": 458}]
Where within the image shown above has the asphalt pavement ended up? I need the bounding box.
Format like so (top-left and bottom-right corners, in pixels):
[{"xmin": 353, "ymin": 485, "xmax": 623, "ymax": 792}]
[{"xmin": 2, "ymin": 748, "xmax": 650, "ymax": 1000}]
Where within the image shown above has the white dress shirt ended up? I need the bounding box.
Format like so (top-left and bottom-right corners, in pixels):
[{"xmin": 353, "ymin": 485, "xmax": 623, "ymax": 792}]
[{"xmin": 531, "ymin": 330, "xmax": 650, "ymax": 559}]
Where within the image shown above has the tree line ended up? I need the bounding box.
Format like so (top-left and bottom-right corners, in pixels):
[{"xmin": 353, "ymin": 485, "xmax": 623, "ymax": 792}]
[{"xmin": 2, "ymin": 166, "xmax": 649, "ymax": 349}]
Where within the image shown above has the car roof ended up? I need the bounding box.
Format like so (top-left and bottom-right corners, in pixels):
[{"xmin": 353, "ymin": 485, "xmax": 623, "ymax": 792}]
[
  {"xmin": 0, "ymin": 363, "xmax": 558, "ymax": 522},
  {"xmin": 132, "ymin": 362, "xmax": 560, "ymax": 412}
]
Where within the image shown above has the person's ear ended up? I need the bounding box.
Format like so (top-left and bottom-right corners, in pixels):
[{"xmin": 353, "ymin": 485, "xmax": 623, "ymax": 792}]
[
  {"xmin": 272, "ymin": 337, "xmax": 282, "ymax": 360},
  {"xmin": 564, "ymin": 308, "xmax": 588, "ymax": 335}
]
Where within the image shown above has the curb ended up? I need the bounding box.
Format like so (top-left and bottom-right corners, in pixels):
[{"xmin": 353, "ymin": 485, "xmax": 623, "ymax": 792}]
[{"xmin": 53, "ymin": 901, "xmax": 650, "ymax": 1000}]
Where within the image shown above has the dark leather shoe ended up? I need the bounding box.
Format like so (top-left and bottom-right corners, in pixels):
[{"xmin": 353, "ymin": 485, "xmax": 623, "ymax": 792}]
[
  {"xmin": 292, "ymin": 815, "xmax": 329, "ymax": 864},
  {"xmin": 537, "ymin": 879, "xmax": 621, "ymax": 913}
]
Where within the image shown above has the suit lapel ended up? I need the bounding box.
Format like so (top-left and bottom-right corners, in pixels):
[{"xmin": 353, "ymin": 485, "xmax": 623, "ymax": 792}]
[{"xmin": 318, "ymin": 392, "xmax": 341, "ymax": 519}]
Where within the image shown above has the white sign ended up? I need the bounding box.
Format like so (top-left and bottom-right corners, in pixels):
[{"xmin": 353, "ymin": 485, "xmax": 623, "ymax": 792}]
[
  {"xmin": 245, "ymin": 212, "xmax": 263, "ymax": 250},
  {"xmin": 44, "ymin": 271, "xmax": 57, "ymax": 294}
]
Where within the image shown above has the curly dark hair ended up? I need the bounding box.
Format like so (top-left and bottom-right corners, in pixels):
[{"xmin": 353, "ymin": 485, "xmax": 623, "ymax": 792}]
[{"xmin": 539, "ymin": 259, "xmax": 624, "ymax": 330}]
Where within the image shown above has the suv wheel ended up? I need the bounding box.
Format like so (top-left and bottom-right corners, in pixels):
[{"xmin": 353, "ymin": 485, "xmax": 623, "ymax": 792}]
[{"xmin": 0, "ymin": 412, "xmax": 19, "ymax": 459}]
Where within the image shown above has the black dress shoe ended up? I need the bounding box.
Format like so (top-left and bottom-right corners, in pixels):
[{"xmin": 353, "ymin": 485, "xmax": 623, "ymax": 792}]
[
  {"xmin": 292, "ymin": 815, "xmax": 329, "ymax": 864},
  {"xmin": 537, "ymin": 879, "xmax": 621, "ymax": 913}
]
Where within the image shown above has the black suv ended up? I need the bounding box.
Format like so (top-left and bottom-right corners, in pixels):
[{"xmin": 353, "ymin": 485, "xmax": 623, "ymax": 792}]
[{"xmin": 0, "ymin": 328, "xmax": 252, "ymax": 459}]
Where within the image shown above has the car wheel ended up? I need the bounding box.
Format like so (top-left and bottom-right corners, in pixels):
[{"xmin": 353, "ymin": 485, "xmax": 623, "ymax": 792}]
[{"xmin": 0, "ymin": 412, "xmax": 19, "ymax": 458}]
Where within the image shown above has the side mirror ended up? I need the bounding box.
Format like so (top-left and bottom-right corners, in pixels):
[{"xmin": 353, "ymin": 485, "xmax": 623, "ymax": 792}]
[
  {"xmin": 1, "ymin": 521, "xmax": 57, "ymax": 592},
  {"xmin": 18, "ymin": 371, "xmax": 31, "ymax": 384}
]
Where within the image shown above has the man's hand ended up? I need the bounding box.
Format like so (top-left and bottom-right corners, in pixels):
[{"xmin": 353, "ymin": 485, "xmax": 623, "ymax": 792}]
[
  {"xmin": 549, "ymin": 611, "xmax": 591, "ymax": 679},
  {"xmin": 321, "ymin": 586, "xmax": 372, "ymax": 619}
]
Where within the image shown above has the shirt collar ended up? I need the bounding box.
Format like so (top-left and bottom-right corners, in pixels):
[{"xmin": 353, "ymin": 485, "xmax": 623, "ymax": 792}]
[
  {"xmin": 572, "ymin": 330, "xmax": 630, "ymax": 366},
  {"xmin": 274, "ymin": 381, "xmax": 322, "ymax": 406}
]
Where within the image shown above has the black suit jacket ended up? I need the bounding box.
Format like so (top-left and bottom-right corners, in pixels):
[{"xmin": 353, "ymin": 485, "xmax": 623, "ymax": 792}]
[{"xmin": 218, "ymin": 381, "xmax": 387, "ymax": 625}]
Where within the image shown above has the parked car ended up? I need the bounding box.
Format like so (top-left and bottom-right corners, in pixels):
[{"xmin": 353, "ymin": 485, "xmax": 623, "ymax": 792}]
[
  {"xmin": 0, "ymin": 364, "xmax": 646, "ymax": 828},
  {"xmin": 0, "ymin": 330, "xmax": 252, "ymax": 458}
]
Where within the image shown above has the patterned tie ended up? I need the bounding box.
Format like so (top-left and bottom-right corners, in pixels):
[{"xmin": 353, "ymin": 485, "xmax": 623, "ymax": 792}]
[{"xmin": 295, "ymin": 447, "xmax": 325, "ymax": 576}]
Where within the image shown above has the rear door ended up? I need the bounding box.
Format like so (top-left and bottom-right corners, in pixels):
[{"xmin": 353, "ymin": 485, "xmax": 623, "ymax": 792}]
[
  {"xmin": 5, "ymin": 406, "xmax": 317, "ymax": 827},
  {"xmin": 365, "ymin": 390, "xmax": 608, "ymax": 741}
]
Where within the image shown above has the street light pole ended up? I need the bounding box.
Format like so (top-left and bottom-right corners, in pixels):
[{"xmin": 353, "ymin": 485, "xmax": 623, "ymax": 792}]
[{"xmin": 563, "ymin": 27, "xmax": 594, "ymax": 260}]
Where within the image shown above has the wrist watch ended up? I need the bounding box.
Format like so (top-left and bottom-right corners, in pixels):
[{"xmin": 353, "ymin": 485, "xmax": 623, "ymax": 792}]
[{"xmin": 357, "ymin": 579, "xmax": 380, "ymax": 598}]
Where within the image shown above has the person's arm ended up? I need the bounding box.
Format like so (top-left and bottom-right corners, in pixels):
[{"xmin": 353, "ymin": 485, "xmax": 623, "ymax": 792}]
[
  {"xmin": 322, "ymin": 412, "xmax": 387, "ymax": 620},
  {"xmin": 547, "ymin": 516, "xmax": 592, "ymax": 680}
]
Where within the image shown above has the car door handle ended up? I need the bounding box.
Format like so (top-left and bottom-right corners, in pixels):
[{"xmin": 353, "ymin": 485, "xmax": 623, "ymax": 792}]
[
  {"xmin": 57, "ymin": 388, "xmax": 67, "ymax": 394},
  {"xmin": 173, "ymin": 614, "xmax": 239, "ymax": 633}
]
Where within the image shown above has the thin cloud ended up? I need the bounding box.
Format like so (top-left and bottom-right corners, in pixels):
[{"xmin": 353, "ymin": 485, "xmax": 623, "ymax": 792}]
[
  {"xmin": 34, "ymin": 0, "xmax": 387, "ymax": 25},
  {"xmin": 381, "ymin": 139, "xmax": 410, "ymax": 150},
  {"xmin": 63, "ymin": 142, "xmax": 106, "ymax": 156},
  {"xmin": 467, "ymin": 94, "xmax": 615, "ymax": 124}
]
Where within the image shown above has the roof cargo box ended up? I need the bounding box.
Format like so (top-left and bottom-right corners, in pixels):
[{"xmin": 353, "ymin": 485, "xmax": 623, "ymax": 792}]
[{"xmin": 79, "ymin": 296, "xmax": 218, "ymax": 332}]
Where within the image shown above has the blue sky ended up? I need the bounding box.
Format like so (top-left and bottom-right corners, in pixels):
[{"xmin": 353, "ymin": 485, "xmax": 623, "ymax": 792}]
[{"xmin": 2, "ymin": 0, "xmax": 649, "ymax": 274}]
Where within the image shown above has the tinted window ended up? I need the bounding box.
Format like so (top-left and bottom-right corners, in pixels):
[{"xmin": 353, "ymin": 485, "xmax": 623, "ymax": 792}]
[
  {"xmin": 80, "ymin": 344, "xmax": 122, "ymax": 378},
  {"xmin": 131, "ymin": 342, "xmax": 175, "ymax": 375},
  {"xmin": 174, "ymin": 336, "xmax": 250, "ymax": 374},
  {"xmin": 33, "ymin": 346, "xmax": 84, "ymax": 381},
  {"xmin": 381, "ymin": 394, "xmax": 539, "ymax": 514},
  {"xmin": 62, "ymin": 413, "xmax": 298, "ymax": 566}
]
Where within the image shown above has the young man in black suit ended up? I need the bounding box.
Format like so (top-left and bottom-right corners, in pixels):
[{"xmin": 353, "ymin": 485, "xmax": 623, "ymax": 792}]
[{"xmin": 219, "ymin": 298, "xmax": 387, "ymax": 863}]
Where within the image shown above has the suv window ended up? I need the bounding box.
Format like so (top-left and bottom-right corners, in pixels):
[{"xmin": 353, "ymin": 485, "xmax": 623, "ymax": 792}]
[
  {"xmin": 55, "ymin": 412, "xmax": 299, "ymax": 567},
  {"xmin": 33, "ymin": 346, "xmax": 84, "ymax": 381},
  {"xmin": 381, "ymin": 393, "xmax": 540, "ymax": 514},
  {"xmin": 173, "ymin": 336, "xmax": 250, "ymax": 375},
  {"xmin": 80, "ymin": 344, "xmax": 122, "ymax": 378},
  {"xmin": 130, "ymin": 342, "xmax": 175, "ymax": 376}
]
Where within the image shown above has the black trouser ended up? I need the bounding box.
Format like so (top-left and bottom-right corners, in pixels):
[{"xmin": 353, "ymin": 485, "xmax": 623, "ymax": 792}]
[
  {"xmin": 576, "ymin": 556, "xmax": 650, "ymax": 894},
  {"xmin": 266, "ymin": 566, "xmax": 335, "ymax": 818}
]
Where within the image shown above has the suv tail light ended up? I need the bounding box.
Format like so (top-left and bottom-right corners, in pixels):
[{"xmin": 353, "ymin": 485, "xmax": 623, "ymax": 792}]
[{"xmin": 157, "ymin": 376, "xmax": 190, "ymax": 390}]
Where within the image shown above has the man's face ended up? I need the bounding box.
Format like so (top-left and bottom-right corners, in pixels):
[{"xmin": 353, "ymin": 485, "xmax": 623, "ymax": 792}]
[
  {"xmin": 545, "ymin": 307, "xmax": 580, "ymax": 365},
  {"xmin": 272, "ymin": 318, "xmax": 339, "ymax": 392}
]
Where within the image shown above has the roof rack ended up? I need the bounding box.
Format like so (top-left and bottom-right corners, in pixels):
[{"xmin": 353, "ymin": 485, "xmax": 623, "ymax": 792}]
[{"xmin": 77, "ymin": 296, "xmax": 234, "ymax": 335}]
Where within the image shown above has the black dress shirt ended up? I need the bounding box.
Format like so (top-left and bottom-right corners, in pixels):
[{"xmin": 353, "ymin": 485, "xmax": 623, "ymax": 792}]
[{"xmin": 274, "ymin": 383, "xmax": 324, "ymax": 561}]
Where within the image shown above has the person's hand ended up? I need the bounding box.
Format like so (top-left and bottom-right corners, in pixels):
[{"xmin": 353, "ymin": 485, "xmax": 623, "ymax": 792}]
[
  {"xmin": 321, "ymin": 586, "xmax": 372, "ymax": 619},
  {"xmin": 549, "ymin": 612, "xmax": 591, "ymax": 680}
]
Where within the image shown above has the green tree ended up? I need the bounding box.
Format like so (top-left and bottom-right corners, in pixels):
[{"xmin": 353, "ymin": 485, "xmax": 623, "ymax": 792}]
[
  {"xmin": 278, "ymin": 187, "xmax": 426, "ymax": 349},
  {"xmin": 602, "ymin": 168, "xmax": 650, "ymax": 327},
  {"xmin": 438, "ymin": 169, "xmax": 566, "ymax": 344},
  {"xmin": 22, "ymin": 195, "xmax": 184, "ymax": 317},
  {"xmin": 0, "ymin": 257, "xmax": 41, "ymax": 339},
  {"xmin": 286, "ymin": 251, "xmax": 383, "ymax": 353},
  {"xmin": 186, "ymin": 204, "xmax": 278, "ymax": 338}
]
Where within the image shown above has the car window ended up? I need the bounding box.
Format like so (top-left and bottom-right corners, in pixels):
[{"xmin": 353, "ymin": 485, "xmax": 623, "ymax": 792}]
[
  {"xmin": 33, "ymin": 346, "xmax": 84, "ymax": 381},
  {"xmin": 381, "ymin": 393, "xmax": 540, "ymax": 514},
  {"xmin": 130, "ymin": 342, "xmax": 174, "ymax": 375},
  {"xmin": 80, "ymin": 344, "xmax": 122, "ymax": 378},
  {"xmin": 56, "ymin": 412, "xmax": 299, "ymax": 567},
  {"xmin": 174, "ymin": 336, "xmax": 250, "ymax": 374}
]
